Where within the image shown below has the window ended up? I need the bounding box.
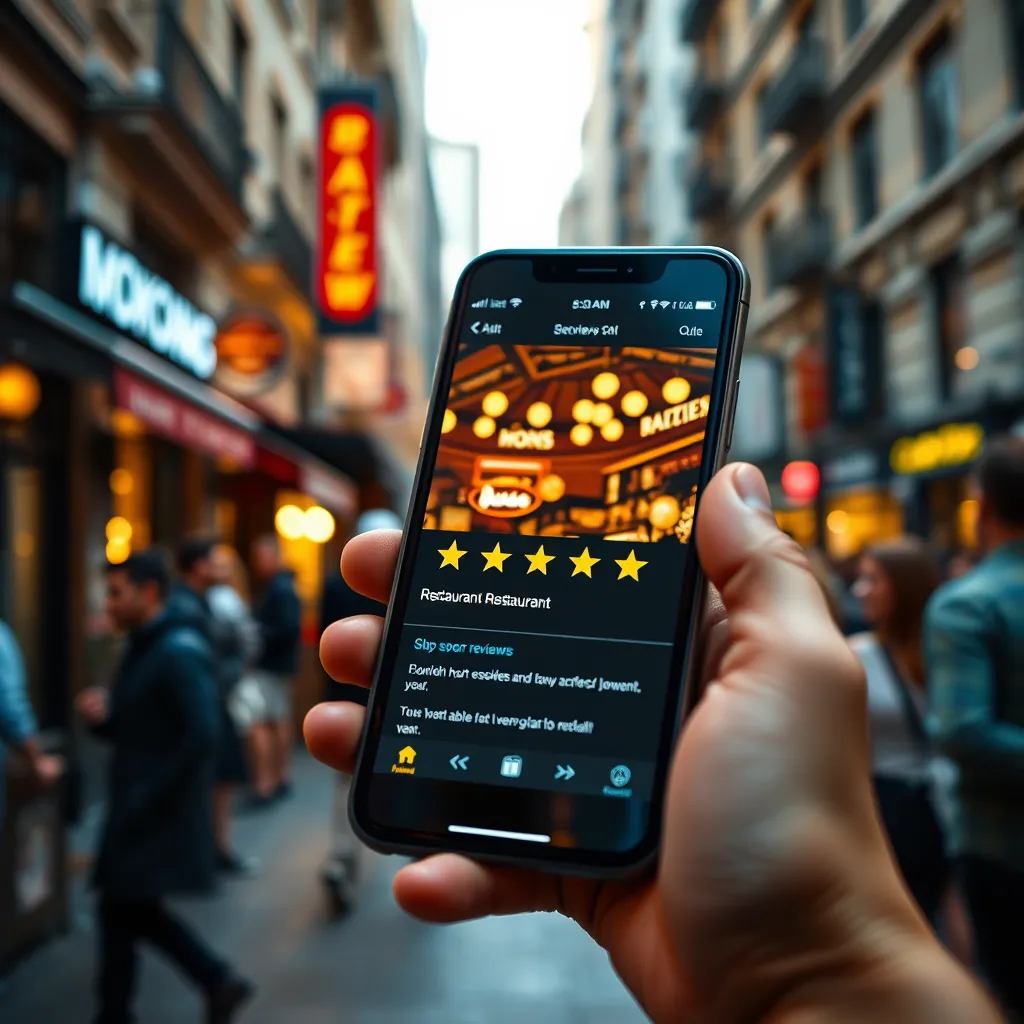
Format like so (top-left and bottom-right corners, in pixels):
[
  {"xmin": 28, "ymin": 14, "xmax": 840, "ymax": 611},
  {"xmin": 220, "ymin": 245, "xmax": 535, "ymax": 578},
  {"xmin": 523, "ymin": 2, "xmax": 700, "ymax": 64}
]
[
  {"xmin": 230, "ymin": 16, "xmax": 249, "ymax": 113},
  {"xmin": 0, "ymin": 105, "xmax": 66, "ymax": 292},
  {"xmin": 844, "ymin": 0, "xmax": 868, "ymax": 40},
  {"xmin": 918, "ymin": 30, "xmax": 959, "ymax": 178},
  {"xmin": 755, "ymin": 83, "xmax": 770, "ymax": 147},
  {"xmin": 929, "ymin": 255, "xmax": 965, "ymax": 398},
  {"xmin": 270, "ymin": 96, "xmax": 287, "ymax": 186},
  {"xmin": 804, "ymin": 161, "xmax": 824, "ymax": 213},
  {"xmin": 850, "ymin": 107, "xmax": 879, "ymax": 228}
]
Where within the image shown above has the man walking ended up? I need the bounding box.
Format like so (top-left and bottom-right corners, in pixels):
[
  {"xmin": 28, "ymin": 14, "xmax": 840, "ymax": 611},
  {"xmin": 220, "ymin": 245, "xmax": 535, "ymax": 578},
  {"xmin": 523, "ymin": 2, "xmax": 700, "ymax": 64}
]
[
  {"xmin": 926, "ymin": 436, "xmax": 1024, "ymax": 1019},
  {"xmin": 77, "ymin": 549, "xmax": 253, "ymax": 1024},
  {"xmin": 249, "ymin": 535, "xmax": 301, "ymax": 807},
  {"xmin": 170, "ymin": 537, "xmax": 257, "ymax": 875}
]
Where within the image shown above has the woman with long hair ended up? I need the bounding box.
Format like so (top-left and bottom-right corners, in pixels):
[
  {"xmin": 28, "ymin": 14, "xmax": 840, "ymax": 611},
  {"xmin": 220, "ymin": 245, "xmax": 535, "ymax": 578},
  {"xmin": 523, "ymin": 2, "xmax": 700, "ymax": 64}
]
[{"xmin": 850, "ymin": 538, "xmax": 952, "ymax": 926}]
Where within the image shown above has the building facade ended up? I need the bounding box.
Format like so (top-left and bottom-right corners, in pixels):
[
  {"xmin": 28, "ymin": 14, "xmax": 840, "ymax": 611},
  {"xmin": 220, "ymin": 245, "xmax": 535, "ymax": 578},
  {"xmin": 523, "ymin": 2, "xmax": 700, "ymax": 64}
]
[
  {"xmin": 685, "ymin": 0, "xmax": 1024, "ymax": 556},
  {"xmin": 0, "ymin": 0, "xmax": 439, "ymax": 967}
]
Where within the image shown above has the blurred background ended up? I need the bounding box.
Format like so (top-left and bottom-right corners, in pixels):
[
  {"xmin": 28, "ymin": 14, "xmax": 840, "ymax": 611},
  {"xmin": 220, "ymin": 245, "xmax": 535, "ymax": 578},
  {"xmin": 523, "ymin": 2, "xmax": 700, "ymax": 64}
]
[{"xmin": 0, "ymin": 0, "xmax": 1022, "ymax": 1018}]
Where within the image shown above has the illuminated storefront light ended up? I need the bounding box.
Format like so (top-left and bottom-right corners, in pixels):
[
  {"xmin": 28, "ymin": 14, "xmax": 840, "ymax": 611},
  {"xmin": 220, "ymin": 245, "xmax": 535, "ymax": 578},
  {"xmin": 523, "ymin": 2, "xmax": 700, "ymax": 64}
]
[
  {"xmin": 620, "ymin": 390, "xmax": 648, "ymax": 418},
  {"xmin": 105, "ymin": 517, "xmax": 132, "ymax": 542},
  {"xmin": 591, "ymin": 402, "xmax": 613, "ymax": 427},
  {"xmin": 600, "ymin": 418, "xmax": 624, "ymax": 442},
  {"xmin": 781, "ymin": 461, "xmax": 821, "ymax": 505},
  {"xmin": 649, "ymin": 495, "xmax": 681, "ymax": 531},
  {"xmin": 275, "ymin": 504, "xmax": 306, "ymax": 541},
  {"xmin": 482, "ymin": 391, "xmax": 508, "ymax": 417},
  {"xmin": 662, "ymin": 377, "xmax": 691, "ymax": 405},
  {"xmin": 304, "ymin": 505, "xmax": 336, "ymax": 543},
  {"xmin": 591, "ymin": 372, "xmax": 620, "ymax": 400},
  {"xmin": 826, "ymin": 510, "xmax": 849, "ymax": 534},
  {"xmin": 526, "ymin": 401, "xmax": 552, "ymax": 428},
  {"xmin": 0, "ymin": 363, "xmax": 41, "ymax": 420},
  {"xmin": 109, "ymin": 469, "xmax": 134, "ymax": 496},
  {"xmin": 441, "ymin": 409, "xmax": 457, "ymax": 434},
  {"xmin": 572, "ymin": 398, "xmax": 595, "ymax": 423},
  {"xmin": 570, "ymin": 423, "xmax": 593, "ymax": 446},
  {"xmin": 473, "ymin": 415, "xmax": 496, "ymax": 439},
  {"xmin": 538, "ymin": 474, "xmax": 566, "ymax": 502},
  {"xmin": 954, "ymin": 346, "xmax": 979, "ymax": 371}
]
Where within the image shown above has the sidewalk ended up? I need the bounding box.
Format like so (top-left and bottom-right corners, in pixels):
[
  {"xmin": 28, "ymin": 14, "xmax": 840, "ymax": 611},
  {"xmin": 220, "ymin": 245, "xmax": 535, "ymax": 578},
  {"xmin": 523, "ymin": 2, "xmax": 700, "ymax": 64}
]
[{"xmin": 2, "ymin": 754, "xmax": 646, "ymax": 1023}]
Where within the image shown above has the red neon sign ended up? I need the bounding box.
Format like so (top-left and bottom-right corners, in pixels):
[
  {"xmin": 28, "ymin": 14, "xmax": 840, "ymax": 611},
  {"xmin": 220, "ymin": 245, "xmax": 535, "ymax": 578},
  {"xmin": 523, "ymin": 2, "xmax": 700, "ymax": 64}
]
[
  {"xmin": 781, "ymin": 460, "xmax": 821, "ymax": 505},
  {"xmin": 316, "ymin": 101, "xmax": 378, "ymax": 325}
]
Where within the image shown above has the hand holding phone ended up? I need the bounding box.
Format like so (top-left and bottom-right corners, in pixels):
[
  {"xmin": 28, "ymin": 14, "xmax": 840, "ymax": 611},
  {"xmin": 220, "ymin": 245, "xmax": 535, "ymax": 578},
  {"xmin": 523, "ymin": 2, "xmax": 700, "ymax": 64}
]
[{"xmin": 310, "ymin": 466, "xmax": 976, "ymax": 1024}]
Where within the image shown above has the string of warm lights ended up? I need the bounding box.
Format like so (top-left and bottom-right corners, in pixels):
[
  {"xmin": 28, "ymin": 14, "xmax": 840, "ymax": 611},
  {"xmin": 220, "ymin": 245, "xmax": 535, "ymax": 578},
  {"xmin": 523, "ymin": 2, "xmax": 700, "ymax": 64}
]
[{"xmin": 442, "ymin": 370, "xmax": 696, "ymax": 446}]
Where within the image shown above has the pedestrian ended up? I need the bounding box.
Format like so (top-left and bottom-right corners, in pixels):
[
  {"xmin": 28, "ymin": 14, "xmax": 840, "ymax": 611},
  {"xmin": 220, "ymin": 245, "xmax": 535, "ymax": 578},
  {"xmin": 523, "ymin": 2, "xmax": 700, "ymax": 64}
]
[
  {"xmin": 849, "ymin": 539, "xmax": 951, "ymax": 927},
  {"xmin": 927, "ymin": 436, "xmax": 1024, "ymax": 1020},
  {"xmin": 0, "ymin": 618, "xmax": 63, "ymax": 834},
  {"xmin": 205, "ymin": 543, "xmax": 262, "ymax": 876},
  {"xmin": 317, "ymin": 508, "xmax": 400, "ymax": 913},
  {"xmin": 308, "ymin": 463, "xmax": 1003, "ymax": 1024},
  {"xmin": 248, "ymin": 534, "xmax": 302, "ymax": 808},
  {"xmin": 76, "ymin": 549, "xmax": 253, "ymax": 1024}
]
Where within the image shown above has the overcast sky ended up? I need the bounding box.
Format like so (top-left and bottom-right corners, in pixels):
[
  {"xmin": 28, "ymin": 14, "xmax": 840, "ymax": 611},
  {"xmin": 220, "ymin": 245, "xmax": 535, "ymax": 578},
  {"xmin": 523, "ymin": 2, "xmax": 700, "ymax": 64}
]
[{"xmin": 414, "ymin": 0, "xmax": 592, "ymax": 251}]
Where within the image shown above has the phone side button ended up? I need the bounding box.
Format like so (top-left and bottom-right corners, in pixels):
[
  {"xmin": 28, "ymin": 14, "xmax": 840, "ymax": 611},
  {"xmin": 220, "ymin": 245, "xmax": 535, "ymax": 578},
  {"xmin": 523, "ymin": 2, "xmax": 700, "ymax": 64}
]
[{"xmin": 724, "ymin": 378, "xmax": 740, "ymax": 453}]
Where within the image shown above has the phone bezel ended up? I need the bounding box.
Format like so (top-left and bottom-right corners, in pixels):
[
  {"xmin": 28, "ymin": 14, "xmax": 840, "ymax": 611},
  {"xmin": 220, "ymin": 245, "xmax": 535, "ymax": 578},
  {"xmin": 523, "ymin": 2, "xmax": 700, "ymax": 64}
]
[{"xmin": 349, "ymin": 247, "xmax": 750, "ymax": 877}]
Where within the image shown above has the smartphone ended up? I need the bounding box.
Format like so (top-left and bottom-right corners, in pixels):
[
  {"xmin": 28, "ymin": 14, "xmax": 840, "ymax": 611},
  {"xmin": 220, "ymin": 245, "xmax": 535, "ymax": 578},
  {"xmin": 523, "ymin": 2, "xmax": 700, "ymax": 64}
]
[{"xmin": 350, "ymin": 248, "xmax": 749, "ymax": 876}]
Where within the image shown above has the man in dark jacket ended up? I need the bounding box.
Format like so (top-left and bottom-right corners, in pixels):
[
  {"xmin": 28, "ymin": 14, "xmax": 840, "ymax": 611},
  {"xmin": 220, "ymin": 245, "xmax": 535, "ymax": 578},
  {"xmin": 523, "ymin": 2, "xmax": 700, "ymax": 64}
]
[
  {"xmin": 249, "ymin": 534, "xmax": 302, "ymax": 806},
  {"xmin": 76, "ymin": 549, "xmax": 253, "ymax": 1024},
  {"xmin": 170, "ymin": 536, "xmax": 256, "ymax": 875}
]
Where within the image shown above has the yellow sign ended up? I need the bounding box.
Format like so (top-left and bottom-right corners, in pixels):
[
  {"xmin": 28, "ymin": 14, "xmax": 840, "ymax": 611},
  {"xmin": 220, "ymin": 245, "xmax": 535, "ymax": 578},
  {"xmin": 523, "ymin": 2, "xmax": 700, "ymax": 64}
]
[
  {"xmin": 498, "ymin": 427, "xmax": 555, "ymax": 451},
  {"xmin": 890, "ymin": 422, "xmax": 984, "ymax": 476},
  {"xmin": 640, "ymin": 395, "xmax": 710, "ymax": 439}
]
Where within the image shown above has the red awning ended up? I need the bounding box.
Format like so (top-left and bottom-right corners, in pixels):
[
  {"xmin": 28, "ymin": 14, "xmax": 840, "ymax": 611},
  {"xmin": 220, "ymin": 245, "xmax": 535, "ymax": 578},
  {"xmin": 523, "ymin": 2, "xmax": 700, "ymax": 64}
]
[{"xmin": 114, "ymin": 368, "xmax": 256, "ymax": 468}]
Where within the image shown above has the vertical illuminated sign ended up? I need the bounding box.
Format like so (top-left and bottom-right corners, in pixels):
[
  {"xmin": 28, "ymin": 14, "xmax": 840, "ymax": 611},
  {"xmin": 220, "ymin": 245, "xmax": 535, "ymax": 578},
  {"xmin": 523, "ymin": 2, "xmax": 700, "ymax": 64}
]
[{"xmin": 315, "ymin": 85, "xmax": 379, "ymax": 335}]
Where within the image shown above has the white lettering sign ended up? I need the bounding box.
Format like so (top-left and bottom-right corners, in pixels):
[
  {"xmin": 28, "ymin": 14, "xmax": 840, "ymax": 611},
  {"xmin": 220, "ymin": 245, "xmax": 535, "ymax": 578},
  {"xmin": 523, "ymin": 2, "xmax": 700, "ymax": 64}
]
[
  {"xmin": 640, "ymin": 395, "xmax": 710, "ymax": 439},
  {"xmin": 498, "ymin": 427, "xmax": 555, "ymax": 451},
  {"xmin": 79, "ymin": 225, "xmax": 217, "ymax": 380}
]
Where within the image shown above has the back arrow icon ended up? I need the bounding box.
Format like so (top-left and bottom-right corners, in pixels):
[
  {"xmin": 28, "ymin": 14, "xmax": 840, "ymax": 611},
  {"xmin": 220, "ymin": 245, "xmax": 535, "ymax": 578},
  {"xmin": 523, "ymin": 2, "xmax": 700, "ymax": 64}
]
[
  {"xmin": 470, "ymin": 321, "xmax": 481, "ymax": 334},
  {"xmin": 554, "ymin": 765, "xmax": 575, "ymax": 780},
  {"xmin": 449, "ymin": 755, "xmax": 469, "ymax": 770}
]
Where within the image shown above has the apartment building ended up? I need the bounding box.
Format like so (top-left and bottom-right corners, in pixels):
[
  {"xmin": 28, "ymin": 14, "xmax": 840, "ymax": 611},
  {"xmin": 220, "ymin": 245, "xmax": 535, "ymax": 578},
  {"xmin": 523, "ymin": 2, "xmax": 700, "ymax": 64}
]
[
  {"xmin": 686, "ymin": 0, "xmax": 1024, "ymax": 555},
  {"xmin": 0, "ymin": 0, "xmax": 438, "ymax": 965}
]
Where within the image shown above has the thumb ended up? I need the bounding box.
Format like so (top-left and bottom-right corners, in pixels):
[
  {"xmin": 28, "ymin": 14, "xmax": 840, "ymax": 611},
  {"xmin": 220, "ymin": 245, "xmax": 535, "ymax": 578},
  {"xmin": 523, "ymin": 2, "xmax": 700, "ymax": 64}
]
[{"xmin": 696, "ymin": 463, "xmax": 840, "ymax": 663}]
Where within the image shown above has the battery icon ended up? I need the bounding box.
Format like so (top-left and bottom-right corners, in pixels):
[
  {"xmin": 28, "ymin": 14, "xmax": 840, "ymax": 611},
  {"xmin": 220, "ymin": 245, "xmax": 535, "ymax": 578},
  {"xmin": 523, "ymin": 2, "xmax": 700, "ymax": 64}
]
[{"xmin": 695, "ymin": 300, "xmax": 716, "ymax": 310}]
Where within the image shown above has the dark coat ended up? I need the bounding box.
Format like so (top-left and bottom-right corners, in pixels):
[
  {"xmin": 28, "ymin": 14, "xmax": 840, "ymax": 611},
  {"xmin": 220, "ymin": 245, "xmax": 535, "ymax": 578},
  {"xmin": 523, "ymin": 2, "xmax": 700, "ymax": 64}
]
[
  {"xmin": 254, "ymin": 571, "xmax": 302, "ymax": 675},
  {"xmin": 92, "ymin": 607, "xmax": 220, "ymax": 899}
]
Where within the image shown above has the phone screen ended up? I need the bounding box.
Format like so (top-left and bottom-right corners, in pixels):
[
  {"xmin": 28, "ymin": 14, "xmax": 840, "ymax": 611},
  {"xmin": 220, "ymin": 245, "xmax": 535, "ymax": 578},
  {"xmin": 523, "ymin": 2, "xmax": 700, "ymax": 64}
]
[{"xmin": 354, "ymin": 252, "xmax": 745, "ymax": 870}]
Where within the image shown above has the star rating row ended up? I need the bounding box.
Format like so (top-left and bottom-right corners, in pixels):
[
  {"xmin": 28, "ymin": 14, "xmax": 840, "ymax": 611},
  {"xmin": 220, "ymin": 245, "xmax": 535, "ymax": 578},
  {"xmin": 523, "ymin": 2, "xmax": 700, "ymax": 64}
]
[{"xmin": 437, "ymin": 539, "xmax": 648, "ymax": 581}]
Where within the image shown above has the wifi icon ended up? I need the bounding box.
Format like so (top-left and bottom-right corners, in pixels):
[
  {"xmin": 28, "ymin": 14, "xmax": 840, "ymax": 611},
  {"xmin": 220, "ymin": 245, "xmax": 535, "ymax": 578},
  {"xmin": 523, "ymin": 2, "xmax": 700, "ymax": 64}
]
[{"xmin": 509, "ymin": 297, "xmax": 522, "ymax": 308}]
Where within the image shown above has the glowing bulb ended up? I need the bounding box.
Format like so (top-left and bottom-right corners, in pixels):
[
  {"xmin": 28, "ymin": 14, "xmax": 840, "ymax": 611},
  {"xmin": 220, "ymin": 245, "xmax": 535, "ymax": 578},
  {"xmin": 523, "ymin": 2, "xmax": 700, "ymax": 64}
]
[
  {"xmin": 572, "ymin": 398, "xmax": 596, "ymax": 423},
  {"xmin": 109, "ymin": 469, "xmax": 134, "ymax": 495},
  {"xmin": 105, "ymin": 516, "xmax": 133, "ymax": 542},
  {"xmin": 275, "ymin": 504, "xmax": 306, "ymax": 541},
  {"xmin": 304, "ymin": 506, "xmax": 336, "ymax": 543},
  {"xmin": 600, "ymin": 418, "xmax": 624, "ymax": 442},
  {"xmin": 539, "ymin": 474, "xmax": 566, "ymax": 502},
  {"xmin": 662, "ymin": 377, "xmax": 691, "ymax": 404},
  {"xmin": 0, "ymin": 363, "xmax": 41, "ymax": 420},
  {"xmin": 591, "ymin": 402, "xmax": 613, "ymax": 427},
  {"xmin": 441, "ymin": 409, "xmax": 457, "ymax": 433},
  {"xmin": 955, "ymin": 346, "xmax": 979, "ymax": 371},
  {"xmin": 826, "ymin": 510, "xmax": 850, "ymax": 534},
  {"xmin": 570, "ymin": 423, "xmax": 593, "ymax": 446},
  {"xmin": 482, "ymin": 391, "xmax": 508, "ymax": 417},
  {"xmin": 105, "ymin": 537, "xmax": 131, "ymax": 564},
  {"xmin": 472, "ymin": 415, "xmax": 496, "ymax": 439},
  {"xmin": 620, "ymin": 390, "xmax": 648, "ymax": 417},
  {"xmin": 526, "ymin": 401, "xmax": 552, "ymax": 428},
  {"xmin": 649, "ymin": 495, "xmax": 681, "ymax": 531},
  {"xmin": 592, "ymin": 372, "xmax": 620, "ymax": 400}
]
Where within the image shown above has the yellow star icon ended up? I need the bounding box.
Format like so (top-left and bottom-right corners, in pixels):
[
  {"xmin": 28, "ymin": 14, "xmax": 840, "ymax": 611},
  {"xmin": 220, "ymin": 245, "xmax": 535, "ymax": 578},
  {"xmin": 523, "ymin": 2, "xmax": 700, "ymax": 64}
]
[
  {"xmin": 615, "ymin": 549, "xmax": 648, "ymax": 581},
  {"xmin": 438, "ymin": 540, "xmax": 466, "ymax": 569},
  {"xmin": 525, "ymin": 545, "xmax": 555, "ymax": 575},
  {"xmin": 481, "ymin": 541, "xmax": 512, "ymax": 572},
  {"xmin": 569, "ymin": 547, "xmax": 601, "ymax": 578}
]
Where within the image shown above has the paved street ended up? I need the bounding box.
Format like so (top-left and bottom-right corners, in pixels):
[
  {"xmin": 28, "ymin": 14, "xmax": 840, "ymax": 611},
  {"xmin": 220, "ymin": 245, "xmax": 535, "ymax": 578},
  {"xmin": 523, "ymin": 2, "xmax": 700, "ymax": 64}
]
[{"xmin": 2, "ymin": 755, "xmax": 647, "ymax": 1023}]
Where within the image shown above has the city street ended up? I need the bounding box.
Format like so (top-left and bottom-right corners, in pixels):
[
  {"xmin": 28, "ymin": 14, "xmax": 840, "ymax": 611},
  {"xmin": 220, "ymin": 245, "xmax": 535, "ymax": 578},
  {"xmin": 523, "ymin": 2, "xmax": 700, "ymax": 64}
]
[{"xmin": 1, "ymin": 755, "xmax": 646, "ymax": 1024}]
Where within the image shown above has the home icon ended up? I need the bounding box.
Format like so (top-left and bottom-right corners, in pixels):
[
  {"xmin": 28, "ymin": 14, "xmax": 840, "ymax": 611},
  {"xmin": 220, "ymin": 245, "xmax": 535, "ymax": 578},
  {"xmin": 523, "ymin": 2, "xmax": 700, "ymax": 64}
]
[{"xmin": 398, "ymin": 745, "xmax": 417, "ymax": 765}]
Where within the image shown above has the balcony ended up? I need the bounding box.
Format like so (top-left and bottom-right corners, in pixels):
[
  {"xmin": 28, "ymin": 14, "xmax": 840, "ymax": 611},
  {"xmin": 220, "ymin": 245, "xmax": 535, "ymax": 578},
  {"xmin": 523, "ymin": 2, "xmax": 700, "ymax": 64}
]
[
  {"xmin": 760, "ymin": 35, "xmax": 829, "ymax": 138},
  {"xmin": 680, "ymin": 0, "xmax": 721, "ymax": 44},
  {"xmin": 684, "ymin": 71, "xmax": 726, "ymax": 131},
  {"xmin": 90, "ymin": 3, "xmax": 249, "ymax": 248},
  {"xmin": 767, "ymin": 210, "xmax": 832, "ymax": 290},
  {"xmin": 266, "ymin": 189, "xmax": 312, "ymax": 296},
  {"xmin": 687, "ymin": 158, "xmax": 731, "ymax": 219}
]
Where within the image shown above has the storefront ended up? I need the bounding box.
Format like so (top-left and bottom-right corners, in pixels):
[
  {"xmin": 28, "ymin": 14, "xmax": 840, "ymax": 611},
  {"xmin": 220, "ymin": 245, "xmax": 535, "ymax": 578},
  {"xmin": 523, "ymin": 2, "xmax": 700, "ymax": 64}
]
[
  {"xmin": 424, "ymin": 343, "xmax": 717, "ymax": 544},
  {"xmin": 820, "ymin": 446, "xmax": 902, "ymax": 561}
]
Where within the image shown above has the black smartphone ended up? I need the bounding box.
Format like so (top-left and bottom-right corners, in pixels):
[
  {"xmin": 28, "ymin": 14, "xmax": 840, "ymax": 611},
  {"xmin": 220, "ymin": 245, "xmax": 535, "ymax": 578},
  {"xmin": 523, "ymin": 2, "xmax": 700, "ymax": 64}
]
[{"xmin": 350, "ymin": 248, "xmax": 749, "ymax": 876}]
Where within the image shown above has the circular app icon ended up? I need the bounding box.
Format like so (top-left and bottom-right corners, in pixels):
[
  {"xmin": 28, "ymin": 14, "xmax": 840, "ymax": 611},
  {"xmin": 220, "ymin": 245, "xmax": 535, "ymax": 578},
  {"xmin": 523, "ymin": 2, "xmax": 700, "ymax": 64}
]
[{"xmin": 609, "ymin": 765, "xmax": 631, "ymax": 788}]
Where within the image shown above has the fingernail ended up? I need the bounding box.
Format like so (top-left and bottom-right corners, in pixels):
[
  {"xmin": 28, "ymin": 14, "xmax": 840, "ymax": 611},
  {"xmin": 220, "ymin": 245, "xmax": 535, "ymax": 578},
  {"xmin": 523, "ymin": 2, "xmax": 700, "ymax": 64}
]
[{"xmin": 732, "ymin": 464, "xmax": 773, "ymax": 515}]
